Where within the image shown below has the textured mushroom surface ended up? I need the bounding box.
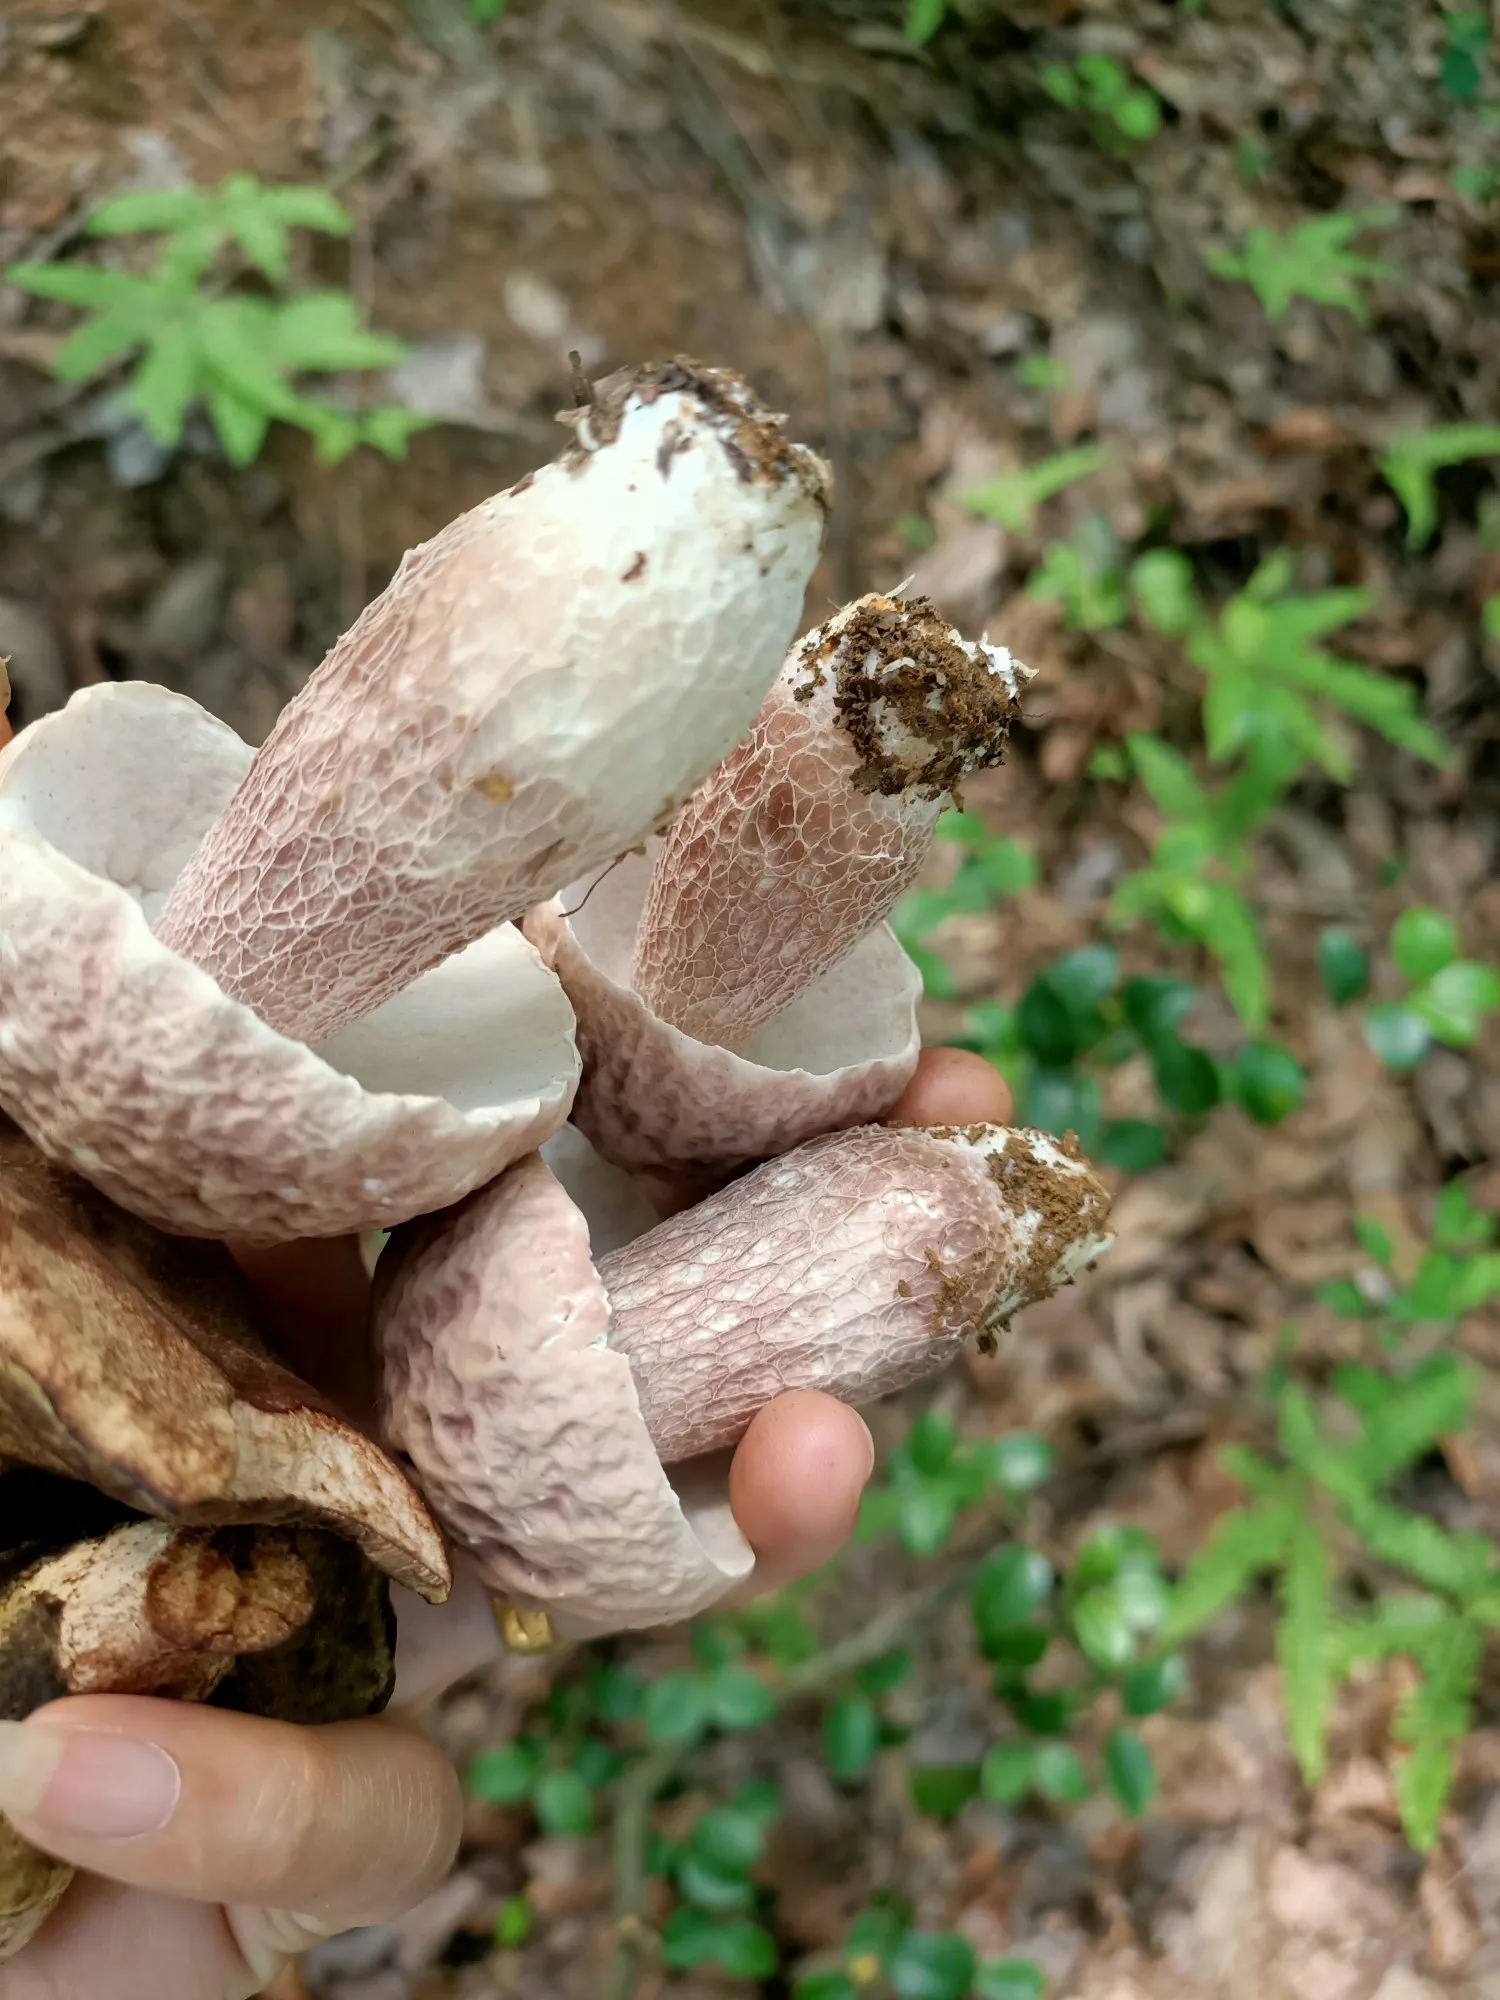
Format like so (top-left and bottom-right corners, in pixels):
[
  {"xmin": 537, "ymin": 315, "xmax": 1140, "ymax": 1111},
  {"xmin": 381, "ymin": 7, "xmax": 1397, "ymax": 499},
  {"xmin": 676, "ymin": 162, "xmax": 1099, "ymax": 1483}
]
[
  {"xmin": 380, "ymin": 1121, "xmax": 1110, "ymax": 1632},
  {"xmin": 525, "ymin": 595, "xmax": 1021, "ymax": 1183},
  {"xmin": 600, "ymin": 1124, "xmax": 1111, "ymax": 1463},
  {"xmin": 0, "ymin": 1116, "xmax": 450, "ymax": 1601},
  {"xmin": 378, "ymin": 1153, "xmax": 755, "ymax": 1640},
  {"xmin": 634, "ymin": 593, "xmax": 1023, "ymax": 1046},
  {"xmin": 526, "ymin": 851, "xmax": 920, "ymax": 1182},
  {"xmin": 156, "ymin": 360, "xmax": 831, "ymax": 1048},
  {"xmin": 0, "ymin": 683, "xmax": 578, "ymax": 1242}
]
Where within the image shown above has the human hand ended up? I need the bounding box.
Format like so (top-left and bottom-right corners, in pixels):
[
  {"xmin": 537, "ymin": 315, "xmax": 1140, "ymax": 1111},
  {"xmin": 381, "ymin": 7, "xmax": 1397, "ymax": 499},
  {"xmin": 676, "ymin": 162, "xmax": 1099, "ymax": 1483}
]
[{"xmin": 0, "ymin": 1047, "xmax": 1009, "ymax": 1999}]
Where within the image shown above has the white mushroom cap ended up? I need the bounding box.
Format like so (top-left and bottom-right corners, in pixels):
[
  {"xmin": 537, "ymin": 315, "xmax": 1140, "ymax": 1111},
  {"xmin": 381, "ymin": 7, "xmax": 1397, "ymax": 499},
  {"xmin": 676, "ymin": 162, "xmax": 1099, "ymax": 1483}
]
[
  {"xmin": 0, "ymin": 683, "xmax": 579, "ymax": 1242},
  {"xmin": 524, "ymin": 848, "xmax": 920, "ymax": 1183},
  {"xmin": 379, "ymin": 1121, "xmax": 1112, "ymax": 1634},
  {"xmin": 377, "ymin": 1152, "xmax": 755, "ymax": 1640},
  {"xmin": 155, "ymin": 360, "xmax": 831, "ymax": 1048}
]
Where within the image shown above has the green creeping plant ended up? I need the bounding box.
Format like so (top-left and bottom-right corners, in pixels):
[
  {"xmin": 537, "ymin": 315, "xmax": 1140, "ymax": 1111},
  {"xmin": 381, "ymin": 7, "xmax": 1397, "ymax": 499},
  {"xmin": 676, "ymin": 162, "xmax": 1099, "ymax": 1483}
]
[
  {"xmin": 1318, "ymin": 906, "xmax": 1500, "ymax": 1074},
  {"xmin": 5, "ymin": 175, "xmax": 429, "ymax": 469},
  {"xmin": 1041, "ymin": 53, "xmax": 1162, "ymax": 145}
]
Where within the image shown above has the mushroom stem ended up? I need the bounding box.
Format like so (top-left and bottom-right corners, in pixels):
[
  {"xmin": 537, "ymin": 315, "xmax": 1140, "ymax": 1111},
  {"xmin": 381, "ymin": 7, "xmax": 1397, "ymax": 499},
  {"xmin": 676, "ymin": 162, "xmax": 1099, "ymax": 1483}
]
[
  {"xmin": 598, "ymin": 1122, "xmax": 1110, "ymax": 1464},
  {"xmin": 153, "ymin": 361, "xmax": 829, "ymax": 1047},
  {"xmin": 629, "ymin": 595, "xmax": 1025, "ymax": 1050}
]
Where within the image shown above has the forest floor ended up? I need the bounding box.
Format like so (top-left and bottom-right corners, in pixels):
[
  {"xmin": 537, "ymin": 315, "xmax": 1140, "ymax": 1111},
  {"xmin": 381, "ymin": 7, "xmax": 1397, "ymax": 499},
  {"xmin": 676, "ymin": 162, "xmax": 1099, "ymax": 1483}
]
[{"xmin": 5, "ymin": 1, "xmax": 1500, "ymax": 1995}]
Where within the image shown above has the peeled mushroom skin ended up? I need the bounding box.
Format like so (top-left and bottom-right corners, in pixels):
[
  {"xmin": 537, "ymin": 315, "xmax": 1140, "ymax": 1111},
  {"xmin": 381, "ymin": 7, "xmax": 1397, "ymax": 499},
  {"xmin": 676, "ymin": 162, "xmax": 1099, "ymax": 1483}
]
[{"xmin": 380, "ymin": 1120, "xmax": 1112, "ymax": 1634}]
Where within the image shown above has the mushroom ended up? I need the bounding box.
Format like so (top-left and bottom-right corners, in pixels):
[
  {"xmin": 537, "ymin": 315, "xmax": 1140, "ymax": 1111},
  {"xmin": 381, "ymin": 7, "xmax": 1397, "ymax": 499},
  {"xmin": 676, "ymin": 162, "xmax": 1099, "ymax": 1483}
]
[
  {"xmin": 378, "ymin": 1121, "xmax": 1112, "ymax": 1637},
  {"xmin": 525, "ymin": 593, "xmax": 1024, "ymax": 1184},
  {"xmin": 0, "ymin": 360, "xmax": 830, "ymax": 1243},
  {"xmin": 0, "ymin": 1115, "xmax": 450, "ymax": 1956}
]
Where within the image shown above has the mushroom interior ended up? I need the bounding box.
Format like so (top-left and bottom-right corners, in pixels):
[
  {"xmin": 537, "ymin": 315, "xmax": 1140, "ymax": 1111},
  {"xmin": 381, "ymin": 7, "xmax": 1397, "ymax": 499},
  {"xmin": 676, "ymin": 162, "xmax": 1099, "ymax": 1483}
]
[
  {"xmin": 0, "ymin": 684, "xmax": 578, "ymax": 1120},
  {"xmin": 566, "ymin": 846, "xmax": 920, "ymax": 1068}
]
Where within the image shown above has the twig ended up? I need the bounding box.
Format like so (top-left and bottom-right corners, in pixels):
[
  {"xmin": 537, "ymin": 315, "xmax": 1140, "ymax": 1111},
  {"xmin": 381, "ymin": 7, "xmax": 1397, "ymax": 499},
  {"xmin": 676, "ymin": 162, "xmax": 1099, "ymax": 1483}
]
[{"xmin": 604, "ymin": 1741, "xmax": 685, "ymax": 2000}]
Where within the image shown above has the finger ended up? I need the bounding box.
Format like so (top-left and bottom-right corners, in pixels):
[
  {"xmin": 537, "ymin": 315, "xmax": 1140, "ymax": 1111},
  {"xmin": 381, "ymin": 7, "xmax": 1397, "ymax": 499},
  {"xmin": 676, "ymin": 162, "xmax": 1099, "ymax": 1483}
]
[
  {"xmin": 229, "ymin": 1234, "xmax": 378, "ymax": 1416},
  {"xmin": 889, "ymin": 1045, "xmax": 1012, "ymax": 1128},
  {"xmin": 7, "ymin": 1876, "xmax": 267, "ymax": 2000},
  {"xmin": 0, "ymin": 1697, "xmax": 462, "ymax": 1929},
  {"xmin": 725, "ymin": 1388, "xmax": 875, "ymax": 1602}
]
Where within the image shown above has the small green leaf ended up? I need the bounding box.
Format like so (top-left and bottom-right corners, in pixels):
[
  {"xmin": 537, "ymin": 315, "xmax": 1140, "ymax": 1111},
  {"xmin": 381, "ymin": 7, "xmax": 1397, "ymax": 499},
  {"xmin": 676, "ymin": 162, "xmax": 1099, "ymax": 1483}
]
[
  {"xmin": 1318, "ymin": 1279, "xmax": 1369, "ymax": 1318},
  {"xmin": 86, "ymin": 188, "xmax": 211, "ymax": 236},
  {"xmin": 905, "ymin": 0, "xmax": 948, "ymax": 45},
  {"xmin": 991, "ymin": 1432, "xmax": 1056, "ymax": 1494},
  {"xmin": 1100, "ymin": 1119, "xmax": 1168, "ymax": 1172},
  {"xmin": 1364, "ymin": 1003, "xmax": 1431, "ymax": 1072},
  {"xmin": 887, "ymin": 1931, "xmax": 976, "ymax": 2000},
  {"xmin": 1392, "ymin": 1617, "xmax": 1481, "ymax": 1851},
  {"xmin": 1014, "ymin": 1690, "xmax": 1072, "ymax": 1735},
  {"xmin": 824, "ymin": 1694, "xmax": 882, "ymax": 1784},
  {"xmin": 1114, "ymin": 90, "xmax": 1161, "ymax": 139},
  {"xmin": 857, "ymin": 1648, "xmax": 914, "ymax": 1696},
  {"xmin": 533, "ymin": 1768, "xmax": 594, "ymax": 1837},
  {"xmin": 794, "ymin": 1974, "xmax": 860, "ymax": 2000},
  {"xmin": 1126, "ymin": 733, "xmax": 1207, "ymax": 818},
  {"xmin": 1229, "ymin": 1042, "xmax": 1304, "ymax": 1125},
  {"xmin": 1354, "ymin": 1215, "xmax": 1394, "ymax": 1266},
  {"xmin": 908, "ymin": 1764, "xmax": 982, "ymax": 1816},
  {"xmin": 705, "ymin": 1663, "xmax": 775, "ymax": 1732},
  {"xmin": 1410, "ymin": 961, "xmax": 1500, "ymax": 1046},
  {"xmin": 980, "ymin": 1740, "xmax": 1036, "ymax": 1803},
  {"xmin": 973, "ymin": 1548, "xmax": 1054, "ymax": 1646},
  {"xmin": 128, "ymin": 320, "xmax": 201, "ymax": 447},
  {"xmin": 1161, "ymin": 1496, "xmax": 1296, "ymax": 1644},
  {"xmin": 1072, "ymin": 1588, "xmax": 1134, "ymax": 1671},
  {"xmin": 206, "ymin": 383, "xmax": 271, "ymax": 467},
  {"xmin": 493, "ymin": 1894, "xmax": 532, "ymax": 1948},
  {"xmin": 468, "ymin": 1740, "xmax": 541, "ymax": 1803},
  {"xmin": 642, "ymin": 1673, "xmax": 709, "ymax": 1745},
  {"xmin": 898, "ymin": 1483, "xmax": 957, "ymax": 1555},
  {"xmin": 908, "ymin": 1408, "xmax": 958, "ymax": 1476},
  {"xmin": 1149, "ymin": 1034, "xmax": 1221, "ymax": 1116},
  {"xmin": 587, "ymin": 1661, "xmax": 645, "ymax": 1722},
  {"xmin": 974, "ymin": 1960, "xmax": 1047, "ymax": 2000},
  {"xmin": 691, "ymin": 1619, "xmax": 743, "ymax": 1671},
  {"xmin": 1130, "ymin": 549, "xmax": 1198, "ymax": 635},
  {"xmin": 1318, "ymin": 928, "xmax": 1370, "ymax": 1005},
  {"xmin": 1032, "ymin": 1741, "xmax": 1090, "ymax": 1802},
  {"xmin": 1391, "ymin": 906, "xmax": 1459, "ymax": 985},
  {"xmin": 1103, "ymin": 1730, "xmax": 1156, "ymax": 1816},
  {"xmin": 1121, "ymin": 1655, "xmax": 1186, "ymax": 1717}
]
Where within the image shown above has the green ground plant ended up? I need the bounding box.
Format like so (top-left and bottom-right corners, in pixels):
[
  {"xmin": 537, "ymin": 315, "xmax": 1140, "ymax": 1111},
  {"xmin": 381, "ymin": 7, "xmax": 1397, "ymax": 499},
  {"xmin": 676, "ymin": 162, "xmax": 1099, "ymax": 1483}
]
[
  {"xmin": 1318, "ymin": 908, "xmax": 1500, "ymax": 1072},
  {"xmin": 1381, "ymin": 424, "xmax": 1500, "ymax": 548},
  {"xmin": 5, "ymin": 176, "xmax": 427, "ymax": 467},
  {"xmin": 1208, "ymin": 207, "xmax": 1398, "ymax": 322},
  {"xmin": 1040, "ymin": 54, "xmax": 1162, "ymax": 145}
]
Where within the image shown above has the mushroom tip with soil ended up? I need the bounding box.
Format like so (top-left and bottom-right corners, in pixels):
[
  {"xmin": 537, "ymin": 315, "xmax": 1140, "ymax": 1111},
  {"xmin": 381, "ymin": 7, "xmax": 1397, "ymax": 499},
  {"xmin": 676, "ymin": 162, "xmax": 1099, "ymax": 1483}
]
[{"xmin": 378, "ymin": 1119, "xmax": 1112, "ymax": 1636}]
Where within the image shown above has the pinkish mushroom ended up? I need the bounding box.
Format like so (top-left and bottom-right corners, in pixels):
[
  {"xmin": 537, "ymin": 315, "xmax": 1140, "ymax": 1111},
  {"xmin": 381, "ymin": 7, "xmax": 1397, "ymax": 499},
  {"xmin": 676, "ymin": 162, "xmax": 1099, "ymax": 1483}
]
[
  {"xmin": 0, "ymin": 1116, "xmax": 451, "ymax": 1955},
  {"xmin": 378, "ymin": 1120, "xmax": 1112, "ymax": 1636},
  {"xmin": 525, "ymin": 593, "xmax": 1025, "ymax": 1185},
  {"xmin": 0, "ymin": 361, "xmax": 830, "ymax": 1243}
]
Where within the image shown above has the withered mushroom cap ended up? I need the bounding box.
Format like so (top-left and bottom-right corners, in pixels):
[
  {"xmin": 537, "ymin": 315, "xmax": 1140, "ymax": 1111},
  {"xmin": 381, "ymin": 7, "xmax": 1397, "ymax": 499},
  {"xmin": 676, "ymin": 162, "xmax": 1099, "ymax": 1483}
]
[
  {"xmin": 0, "ymin": 684, "xmax": 579, "ymax": 1243},
  {"xmin": 0, "ymin": 1116, "xmax": 450, "ymax": 1601},
  {"xmin": 525, "ymin": 848, "xmax": 921, "ymax": 1183}
]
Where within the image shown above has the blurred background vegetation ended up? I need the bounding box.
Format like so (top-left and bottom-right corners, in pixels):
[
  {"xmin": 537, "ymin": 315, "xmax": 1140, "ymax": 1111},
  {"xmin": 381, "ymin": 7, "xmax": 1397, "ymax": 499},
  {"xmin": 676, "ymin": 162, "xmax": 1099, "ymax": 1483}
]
[{"xmin": 4, "ymin": 0, "xmax": 1500, "ymax": 1994}]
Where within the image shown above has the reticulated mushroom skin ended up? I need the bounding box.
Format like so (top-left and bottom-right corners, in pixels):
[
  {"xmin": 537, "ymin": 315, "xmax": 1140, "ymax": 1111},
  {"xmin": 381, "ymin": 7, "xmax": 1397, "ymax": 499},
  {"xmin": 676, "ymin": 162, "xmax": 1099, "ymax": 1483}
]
[
  {"xmin": 156, "ymin": 360, "xmax": 831, "ymax": 1048},
  {"xmin": 633, "ymin": 593, "xmax": 1023, "ymax": 1046},
  {"xmin": 378, "ymin": 1154, "xmax": 754, "ymax": 1640},
  {"xmin": 525, "ymin": 594, "xmax": 1022, "ymax": 1182},
  {"xmin": 526, "ymin": 854, "xmax": 921, "ymax": 1182},
  {"xmin": 599, "ymin": 1124, "xmax": 1111, "ymax": 1463},
  {"xmin": 0, "ymin": 684, "xmax": 579, "ymax": 1243},
  {"xmin": 379, "ymin": 1121, "xmax": 1111, "ymax": 1634}
]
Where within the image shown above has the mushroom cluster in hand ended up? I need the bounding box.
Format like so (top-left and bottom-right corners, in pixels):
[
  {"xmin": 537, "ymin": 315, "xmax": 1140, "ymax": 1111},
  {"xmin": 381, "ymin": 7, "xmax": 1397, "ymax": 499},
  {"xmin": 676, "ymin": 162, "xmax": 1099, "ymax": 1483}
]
[{"xmin": 0, "ymin": 357, "xmax": 1115, "ymax": 1910}]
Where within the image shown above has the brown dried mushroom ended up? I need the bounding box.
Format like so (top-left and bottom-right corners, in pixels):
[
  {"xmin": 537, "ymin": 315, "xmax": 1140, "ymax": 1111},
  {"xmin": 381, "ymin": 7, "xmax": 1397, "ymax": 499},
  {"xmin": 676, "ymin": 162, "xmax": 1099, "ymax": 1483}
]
[{"xmin": 0, "ymin": 1117, "xmax": 450, "ymax": 1958}]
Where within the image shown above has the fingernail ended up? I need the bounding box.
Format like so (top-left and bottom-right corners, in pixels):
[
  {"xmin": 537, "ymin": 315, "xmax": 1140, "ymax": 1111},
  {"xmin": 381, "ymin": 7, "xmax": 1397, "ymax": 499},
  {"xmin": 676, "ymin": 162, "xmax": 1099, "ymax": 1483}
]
[
  {"xmin": 857, "ymin": 1416, "xmax": 876, "ymax": 1482},
  {"xmin": 0, "ymin": 1723, "xmax": 181, "ymax": 1842}
]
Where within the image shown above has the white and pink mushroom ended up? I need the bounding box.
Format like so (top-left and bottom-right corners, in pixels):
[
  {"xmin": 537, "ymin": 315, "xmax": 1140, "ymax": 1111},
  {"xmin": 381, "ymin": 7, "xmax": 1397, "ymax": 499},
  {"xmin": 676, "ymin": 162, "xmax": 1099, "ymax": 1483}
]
[{"xmin": 0, "ymin": 355, "xmax": 1114, "ymax": 1660}]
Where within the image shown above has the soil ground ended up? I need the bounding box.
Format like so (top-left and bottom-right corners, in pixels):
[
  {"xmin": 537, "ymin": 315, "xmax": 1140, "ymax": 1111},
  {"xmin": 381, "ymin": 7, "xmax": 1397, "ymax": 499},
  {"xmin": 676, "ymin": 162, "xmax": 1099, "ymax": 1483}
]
[{"xmin": 6, "ymin": 1, "xmax": 1500, "ymax": 1995}]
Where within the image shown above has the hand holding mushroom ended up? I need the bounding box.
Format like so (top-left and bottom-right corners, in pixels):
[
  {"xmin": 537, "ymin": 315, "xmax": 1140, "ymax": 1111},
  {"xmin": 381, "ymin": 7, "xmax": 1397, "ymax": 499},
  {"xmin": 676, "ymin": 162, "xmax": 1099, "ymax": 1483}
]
[{"xmin": 0, "ymin": 358, "xmax": 1113, "ymax": 1979}]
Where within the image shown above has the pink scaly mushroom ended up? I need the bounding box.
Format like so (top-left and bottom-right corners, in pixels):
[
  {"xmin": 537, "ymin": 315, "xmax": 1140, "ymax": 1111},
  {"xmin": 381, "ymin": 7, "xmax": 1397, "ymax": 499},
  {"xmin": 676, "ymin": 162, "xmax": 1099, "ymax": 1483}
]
[
  {"xmin": 526, "ymin": 592, "xmax": 1026, "ymax": 1184},
  {"xmin": 0, "ymin": 361, "xmax": 830, "ymax": 1243},
  {"xmin": 378, "ymin": 1121, "xmax": 1112, "ymax": 1636}
]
